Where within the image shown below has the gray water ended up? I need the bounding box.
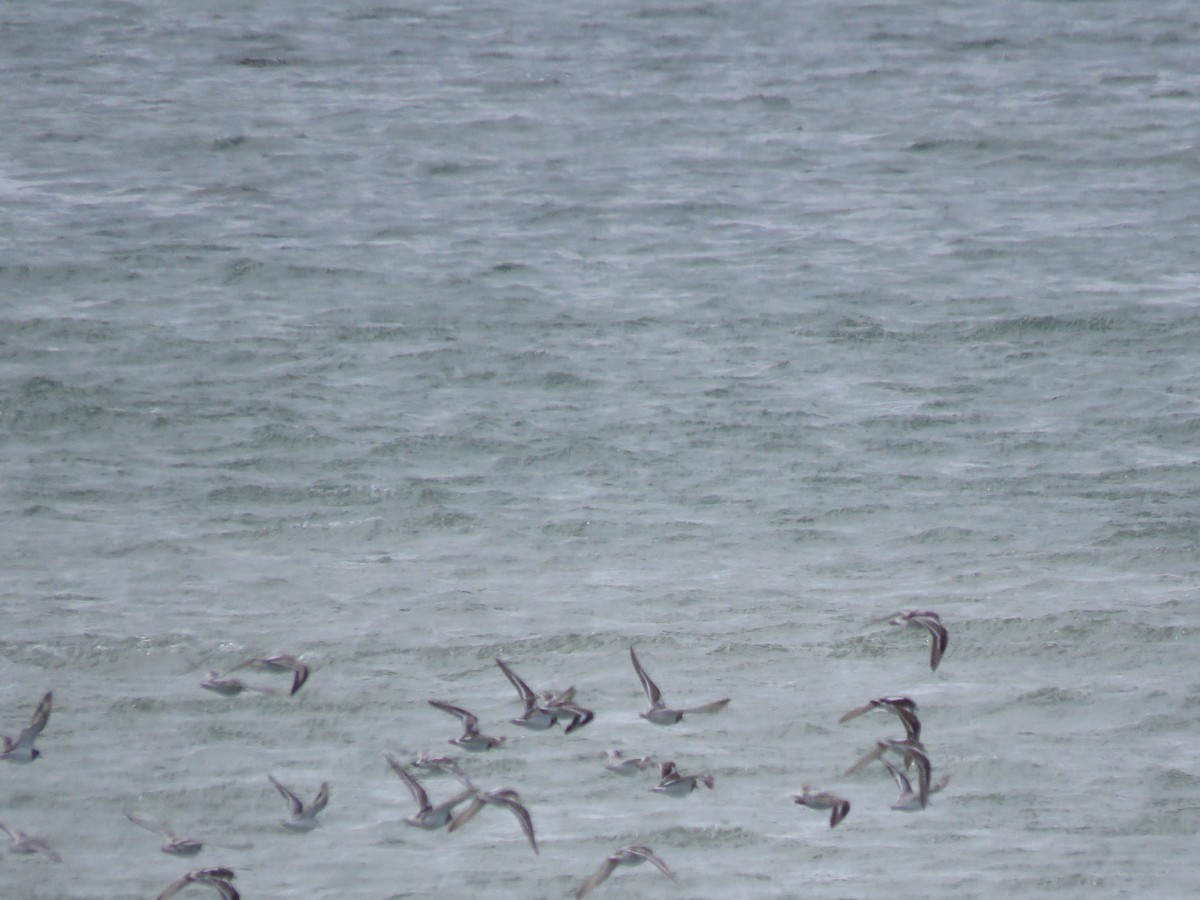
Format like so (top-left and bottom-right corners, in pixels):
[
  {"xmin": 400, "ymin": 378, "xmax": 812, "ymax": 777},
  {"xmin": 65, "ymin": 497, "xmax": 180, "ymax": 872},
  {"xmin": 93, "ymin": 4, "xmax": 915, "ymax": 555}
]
[{"xmin": 3, "ymin": 0, "xmax": 1200, "ymax": 897}]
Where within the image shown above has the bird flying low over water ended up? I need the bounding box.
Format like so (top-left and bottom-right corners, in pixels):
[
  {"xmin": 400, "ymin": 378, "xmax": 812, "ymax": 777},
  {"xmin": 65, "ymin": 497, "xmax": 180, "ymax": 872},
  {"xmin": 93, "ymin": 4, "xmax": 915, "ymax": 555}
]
[
  {"xmin": 651, "ymin": 760, "xmax": 715, "ymax": 796},
  {"xmin": 881, "ymin": 758, "xmax": 951, "ymax": 811},
  {"xmin": 385, "ymin": 753, "xmax": 477, "ymax": 829},
  {"xmin": 839, "ymin": 696, "xmax": 921, "ymax": 742},
  {"xmin": 877, "ymin": 610, "xmax": 948, "ymax": 671},
  {"xmin": 494, "ymin": 657, "xmax": 594, "ymax": 732},
  {"xmin": 845, "ymin": 739, "xmax": 932, "ymax": 809},
  {"xmin": 603, "ymin": 748, "xmax": 655, "ymax": 775},
  {"xmin": 576, "ymin": 845, "xmax": 676, "ymax": 898},
  {"xmin": 200, "ymin": 671, "xmax": 277, "ymax": 697},
  {"xmin": 428, "ymin": 700, "xmax": 506, "ymax": 751},
  {"xmin": 793, "ymin": 786, "xmax": 851, "ymax": 828},
  {"xmin": 124, "ymin": 811, "xmax": 253, "ymax": 856},
  {"xmin": 156, "ymin": 866, "xmax": 239, "ymax": 900},
  {"xmin": 0, "ymin": 822, "xmax": 62, "ymax": 862},
  {"xmin": 268, "ymin": 774, "xmax": 329, "ymax": 831},
  {"xmin": 0, "ymin": 691, "xmax": 51, "ymax": 763},
  {"xmin": 448, "ymin": 787, "xmax": 538, "ymax": 855},
  {"xmin": 630, "ymin": 647, "xmax": 730, "ymax": 725},
  {"xmin": 232, "ymin": 654, "xmax": 310, "ymax": 696}
]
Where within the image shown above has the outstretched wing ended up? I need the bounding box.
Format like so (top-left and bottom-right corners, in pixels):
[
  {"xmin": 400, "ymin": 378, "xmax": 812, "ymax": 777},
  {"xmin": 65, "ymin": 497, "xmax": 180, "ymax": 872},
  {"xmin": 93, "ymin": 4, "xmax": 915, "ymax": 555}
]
[
  {"xmin": 495, "ymin": 658, "xmax": 536, "ymax": 705},
  {"xmin": 493, "ymin": 794, "xmax": 538, "ymax": 855},
  {"xmin": 428, "ymin": 700, "xmax": 479, "ymax": 731},
  {"xmin": 310, "ymin": 782, "xmax": 330, "ymax": 816},
  {"xmin": 629, "ymin": 648, "xmax": 663, "ymax": 708},
  {"xmin": 576, "ymin": 857, "xmax": 618, "ymax": 899},
  {"xmin": 626, "ymin": 845, "xmax": 676, "ymax": 879},
  {"xmin": 268, "ymin": 775, "xmax": 304, "ymax": 816},
  {"xmin": 386, "ymin": 755, "xmax": 431, "ymax": 810},
  {"xmin": 680, "ymin": 697, "xmax": 730, "ymax": 715},
  {"xmin": 914, "ymin": 616, "xmax": 948, "ymax": 671}
]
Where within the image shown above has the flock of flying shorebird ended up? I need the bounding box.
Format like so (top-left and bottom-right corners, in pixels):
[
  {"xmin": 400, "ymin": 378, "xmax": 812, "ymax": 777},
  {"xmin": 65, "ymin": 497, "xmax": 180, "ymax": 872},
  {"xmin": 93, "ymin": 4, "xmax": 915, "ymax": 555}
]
[{"xmin": 0, "ymin": 609, "xmax": 949, "ymax": 898}]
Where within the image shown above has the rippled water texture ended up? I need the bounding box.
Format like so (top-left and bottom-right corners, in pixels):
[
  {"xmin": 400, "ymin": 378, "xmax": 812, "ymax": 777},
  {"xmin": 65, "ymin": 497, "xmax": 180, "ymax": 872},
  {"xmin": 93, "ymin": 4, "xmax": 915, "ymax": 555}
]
[{"xmin": 3, "ymin": 0, "xmax": 1200, "ymax": 897}]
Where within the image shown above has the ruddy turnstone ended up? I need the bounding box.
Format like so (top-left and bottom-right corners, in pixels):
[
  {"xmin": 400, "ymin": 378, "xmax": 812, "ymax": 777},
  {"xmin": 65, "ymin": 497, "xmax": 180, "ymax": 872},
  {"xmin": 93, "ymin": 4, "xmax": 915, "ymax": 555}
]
[
  {"xmin": 385, "ymin": 754, "xmax": 476, "ymax": 829},
  {"xmin": 0, "ymin": 691, "xmax": 51, "ymax": 763},
  {"xmin": 792, "ymin": 786, "xmax": 851, "ymax": 828},
  {"xmin": 576, "ymin": 845, "xmax": 676, "ymax": 898},
  {"xmin": 268, "ymin": 774, "xmax": 329, "ymax": 831},
  {"xmin": 428, "ymin": 700, "xmax": 506, "ymax": 751},
  {"xmin": 881, "ymin": 758, "xmax": 951, "ymax": 811},
  {"xmin": 630, "ymin": 647, "xmax": 730, "ymax": 725},
  {"xmin": 0, "ymin": 822, "xmax": 62, "ymax": 862},
  {"xmin": 603, "ymin": 748, "xmax": 655, "ymax": 775},
  {"xmin": 156, "ymin": 866, "xmax": 239, "ymax": 900},
  {"xmin": 123, "ymin": 811, "xmax": 252, "ymax": 856},
  {"xmin": 845, "ymin": 739, "xmax": 931, "ymax": 809},
  {"xmin": 200, "ymin": 671, "xmax": 276, "ymax": 697},
  {"xmin": 448, "ymin": 787, "xmax": 538, "ymax": 855},
  {"xmin": 838, "ymin": 696, "xmax": 921, "ymax": 742},
  {"xmin": 232, "ymin": 654, "xmax": 310, "ymax": 696},
  {"xmin": 494, "ymin": 657, "xmax": 594, "ymax": 732},
  {"xmin": 651, "ymin": 760, "xmax": 714, "ymax": 796},
  {"xmin": 879, "ymin": 610, "xmax": 948, "ymax": 671}
]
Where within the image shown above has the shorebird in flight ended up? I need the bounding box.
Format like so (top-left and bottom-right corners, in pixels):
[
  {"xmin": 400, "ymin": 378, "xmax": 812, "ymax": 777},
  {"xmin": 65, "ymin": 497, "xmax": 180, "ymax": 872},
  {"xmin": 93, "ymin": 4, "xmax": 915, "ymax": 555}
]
[
  {"xmin": 268, "ymin": 774, "xmax": 329, "ymax": 831},
  {"xmin": 156, "ymin": 866, "xmax": 239, "ymax": 900},
  {"xmin": 232, "ymin": 654, "xmax": 310, "ymax": 696},
  {"xmin": 877, "ymin": 610, "xmax": 948, "ymax": 671},
  {"xmin": 124, "ymin": 811, "xmax": 252, "ymax": 856},
  {"xmin": 839, "ymin": 696, "xmax": 921, "ymax": 742},
  {"xmin": 448, "ymin": 787, "xmax": 538, "ymax": 855},
  {"xmin": 651, "ymin": 760, "xmax": 715, "ymax": 796},
  {"xmin": 881, "ymin": 758, "xmax": 951, "ymax": 811},
  {"xmin": 385, "ymin": 753, "xmax": 476, "ymax": 829},
  {"xmin": 793, "ymin": 786, "xmax": 851, "ymax": 828},
  {"xmin": 845, "ymin": 739, "xmax": 932, "ymax": 809},
  {"xmin": 494, "ymin": 657, "xmax": 593, "ymax": 732},
  {"xmin": 603, "ymin": 748, "xmax": 655, "ymax": 775},
  {"xmin": 200, "ymin": 671, "xmax": 276, "ymax": 697},
  {"xmin": 1, "ymin": 691, "xmax": 51, "ymax": 763},
  {"xmin": 630, "ymin": 647, "xmax": 729, "ymax": 725},
  {"xmin": 576, "ymin": 845, "xmax": 676, "ymax": 898},
  {"xmin": 428, "ymin": 700, "xmax": 506, "ymax": 751},
  {"xmin": 0, "ymin": 822, "xmax": 62, "ymax": 862}
]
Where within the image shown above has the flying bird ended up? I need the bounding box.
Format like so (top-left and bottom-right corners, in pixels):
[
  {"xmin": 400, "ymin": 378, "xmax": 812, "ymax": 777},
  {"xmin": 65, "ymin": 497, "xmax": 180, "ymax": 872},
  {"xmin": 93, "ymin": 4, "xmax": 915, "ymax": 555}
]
[
  {"xmin": 156, "ymin": 867, "xmax": 239, "ymax": 900},
  {"xmin": 1, "ymin": 691, "xmax": 52, "ymax": 763},
  {"xmin": 576, "ymin": 845, "xmax": 676, "ymax": 898},
  {"xmin": 878, "ymin": 610, "xmax": 948, "ymax": 671},
  {"xmin": 793, "ymin": 786, "xmax": 851, "ymax": 828},
  {"xmin": 630, "ymin": 647, "xmax": 729, "ymax": 725},
  {"xmin": 268, "ymin": 774, "xmax": 329, "ymax": 831},
  {"xmin": 428, "ymin": 700, "xmax": 506, "ymax": 751}
]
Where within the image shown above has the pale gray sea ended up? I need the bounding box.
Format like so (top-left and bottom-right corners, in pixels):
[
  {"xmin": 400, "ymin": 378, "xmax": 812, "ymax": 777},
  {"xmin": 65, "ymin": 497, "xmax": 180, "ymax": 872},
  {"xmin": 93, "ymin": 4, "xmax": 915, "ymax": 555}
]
[{"xmin": 3, "ymin": 0, "xmax": 1200, "ymax": 897}]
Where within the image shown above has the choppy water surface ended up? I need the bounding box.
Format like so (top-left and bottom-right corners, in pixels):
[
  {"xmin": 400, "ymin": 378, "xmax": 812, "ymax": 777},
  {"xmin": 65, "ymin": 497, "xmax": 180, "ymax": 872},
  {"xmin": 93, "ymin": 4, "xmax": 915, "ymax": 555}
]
[{"xmin": 3, "ymin": 1, "xmax": 1200, "ymax": 897}]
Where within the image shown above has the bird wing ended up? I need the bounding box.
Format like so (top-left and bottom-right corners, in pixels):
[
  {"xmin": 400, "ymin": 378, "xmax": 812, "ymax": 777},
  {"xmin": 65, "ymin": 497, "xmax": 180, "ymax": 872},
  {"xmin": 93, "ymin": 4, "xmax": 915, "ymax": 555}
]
[
  {"xmin": 626, "ymin": 845, "xmax": 676, "ymax": 879},
  {"xmin": 447, "ymin": 795, "xmax": 485, "ymax": 833},
  {"xmin": 680, "ymin": 697, "xmax": 730, "ymax": 715},
  {"xmin": 310, "ymin": 782, "xmax": 330, "ymax": 816},
  {"xmin": 492, "ymin": 794, "xmax": 538, "ymax": 855},
  {"xmin": 124, "ymin": 811, "xmax": 174, "ymax": 839},
  {"xmin": 386, "ymin": 755, "xmax": 431, "ymax": 810},
  {"xmin": 268, "ymin": 775, "xmax": 304, "ymax": 815},
  {"xmin": 14, "ymin": 692, "xmax": 52, "ymax": 747},
  {"xmin": 429, "ymin": 700, "xmax": 479, "ymax": 731},
  {"xmin": 830, "ymin": 798, "xmax": 851, "ymax": 828},
  {"xmin": 914, "ymin": 617, "xmax": 948, "ymax": 671},
  {"xmin": 495, "ymin": 658, "xmax": 536, "ymax": 705},
  {"xmin": 629, "ymin": 647, "xmax": 663, "ymax": 708},
  {"xmin": 576, "ymin": 857, "xmax": 618, "ymax": 899}
]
